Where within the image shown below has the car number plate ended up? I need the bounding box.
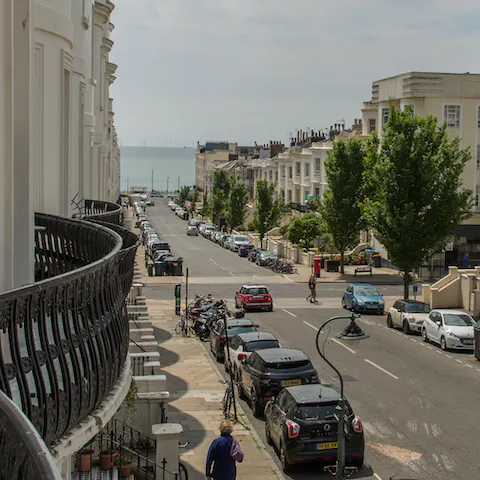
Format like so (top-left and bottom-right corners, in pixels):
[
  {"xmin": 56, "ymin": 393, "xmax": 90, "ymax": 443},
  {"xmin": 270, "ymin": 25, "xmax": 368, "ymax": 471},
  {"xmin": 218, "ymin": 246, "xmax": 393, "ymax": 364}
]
[
  {"xmin": 282, "ymin": 379, "xmax": 301, "ymax": 387},
  {"xmin": 463, "ymin": 339, "xmax": 473, "ymax": 345},
  {"xmin": 253, "ymin": 296, "xmax": 264, "ymax": 300},
  {"xmin": 316, "ymin": 442, "xmax": 338, "ymax": 451}
]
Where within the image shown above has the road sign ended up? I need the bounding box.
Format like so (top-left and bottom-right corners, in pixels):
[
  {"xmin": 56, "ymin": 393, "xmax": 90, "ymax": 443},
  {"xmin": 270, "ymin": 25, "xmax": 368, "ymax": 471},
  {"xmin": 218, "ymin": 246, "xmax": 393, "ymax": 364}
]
[
  {"xmin": 445, "ymin": 242, "xmax": 454, "ymax": 252},
  {"xmin": 413, "ymin": 284, "xmax": 418, "ymax": 293}
]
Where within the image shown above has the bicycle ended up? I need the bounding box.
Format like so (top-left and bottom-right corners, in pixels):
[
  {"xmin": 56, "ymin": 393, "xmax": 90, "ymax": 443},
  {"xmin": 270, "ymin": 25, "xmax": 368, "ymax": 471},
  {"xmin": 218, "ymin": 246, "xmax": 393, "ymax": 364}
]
[
  {"xmin": 175, "ymin": 313, "xmax": 194, "ymax": 336},
  {"xmin": 222, "ymin": 382, "xmax": 235, "ymax": 419},
  {"xmin": 178, "ymin": 441, "xmax": 189, "ymax": 480}
]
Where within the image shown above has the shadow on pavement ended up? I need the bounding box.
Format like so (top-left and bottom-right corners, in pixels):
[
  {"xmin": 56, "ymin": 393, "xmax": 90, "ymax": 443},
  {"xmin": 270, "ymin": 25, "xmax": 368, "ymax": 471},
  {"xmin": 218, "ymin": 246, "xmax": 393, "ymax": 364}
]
[{"xmin": 152, "ymin": 324, "xmax": 173, "ymax": 345}]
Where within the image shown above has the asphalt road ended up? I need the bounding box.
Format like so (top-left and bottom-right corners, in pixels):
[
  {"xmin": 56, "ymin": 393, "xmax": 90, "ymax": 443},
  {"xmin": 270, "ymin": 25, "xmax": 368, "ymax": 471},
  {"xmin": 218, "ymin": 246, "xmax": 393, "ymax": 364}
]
[{"xmin": 145, "ymin": 201, "xmax": 480, "ymax": 480}]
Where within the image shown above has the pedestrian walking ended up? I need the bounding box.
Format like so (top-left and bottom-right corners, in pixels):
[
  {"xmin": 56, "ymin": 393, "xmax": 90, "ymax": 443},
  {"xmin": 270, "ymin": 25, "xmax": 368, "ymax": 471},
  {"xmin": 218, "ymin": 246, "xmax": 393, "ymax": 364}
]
[
  {"xmin": 306, "ymin": 273, "xmax": 318, "ymax": 303},
  {"xmin": 206, "ymin": 420, "xmax": 244, "ymax": 480}
]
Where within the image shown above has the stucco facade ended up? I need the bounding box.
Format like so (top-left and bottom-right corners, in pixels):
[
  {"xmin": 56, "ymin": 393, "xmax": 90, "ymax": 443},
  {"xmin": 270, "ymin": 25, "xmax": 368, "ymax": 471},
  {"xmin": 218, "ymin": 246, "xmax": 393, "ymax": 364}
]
[{"xmin": 0, "ymin": 0, "xmax": 120, "ymax": 292}]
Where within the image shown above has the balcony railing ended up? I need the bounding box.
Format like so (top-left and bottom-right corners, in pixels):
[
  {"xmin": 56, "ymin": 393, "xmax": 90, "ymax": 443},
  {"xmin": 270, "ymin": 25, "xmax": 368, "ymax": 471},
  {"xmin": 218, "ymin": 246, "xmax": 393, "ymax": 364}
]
[
  {"xmin": 0, "ymin": 212, "xmax": 138, "ymax": 448},
  {"xmin": 83, "ymin": 198, "xmax": 123, "ymax": 225}
]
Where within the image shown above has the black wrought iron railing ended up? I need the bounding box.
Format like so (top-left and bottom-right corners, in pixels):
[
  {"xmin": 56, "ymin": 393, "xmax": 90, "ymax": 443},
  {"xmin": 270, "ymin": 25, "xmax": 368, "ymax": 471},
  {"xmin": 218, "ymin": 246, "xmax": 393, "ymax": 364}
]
[
  {"xmin": 0, "ymin": 213, "xmax": 133, "ymax": 447},
  {"xmin": 0, "ymin": 390, "xmax": 62, "ymax": 479},
  {"xmin": 83, "ymin": 199, "xmax": 123, "ymax": 225}
]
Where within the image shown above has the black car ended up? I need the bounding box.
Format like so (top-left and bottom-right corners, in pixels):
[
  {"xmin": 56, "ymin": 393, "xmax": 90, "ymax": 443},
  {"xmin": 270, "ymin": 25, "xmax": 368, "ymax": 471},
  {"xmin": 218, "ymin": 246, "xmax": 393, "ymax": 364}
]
[
  {"xmin": 210, "ymin": 319, "xmax": 257, "ymax": 363},
  {"xmin": 265, "ymin": 384, "xmax": 364, "ymax": 472},
  {"xmin": 238, "ymin": 348, "xmax": 319, "ymax": 417}
]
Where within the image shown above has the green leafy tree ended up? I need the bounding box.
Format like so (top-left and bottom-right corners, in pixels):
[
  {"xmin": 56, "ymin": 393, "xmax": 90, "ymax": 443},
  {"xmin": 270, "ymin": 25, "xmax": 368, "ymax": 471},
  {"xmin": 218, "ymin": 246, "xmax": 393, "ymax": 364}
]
[
  {"xmin": 363, "ymin": 103, "xmax": 473, "ymax": 299},
  {"xmin": 253, "ymin": 179, "xmax": 283, "ymax": 247},
  {"xmin": 319, "ymin": 137, "xmax": 366, "ymax": 274},
  {"xmin": 178, "ymin": 185, "xmax": 191, "ymax": 207},
  {"xmin": 201, "ymin": 189, "xmax": 210, "ymax": 218},
  {"xmin": 287, "ymin": 213, "xmax": 322, "ymax": 251},
  {"xmin": 227, "ymin": 177, "xmax": 249, "ymax": 231},
  {"xmin": 189, "ymin": 187, "xmax": 199, "ymax": 216},
  {"xmin": 211, "ymin": 170, "xmax": 230, "ymax": 224}
]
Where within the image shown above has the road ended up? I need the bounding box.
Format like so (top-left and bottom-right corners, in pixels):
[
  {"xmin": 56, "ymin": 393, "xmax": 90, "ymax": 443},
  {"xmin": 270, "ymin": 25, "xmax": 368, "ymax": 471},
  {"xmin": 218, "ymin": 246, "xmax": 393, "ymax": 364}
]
[{"xmin": 146, "ymin": 200, "xmax": 480, "ymax": 480}]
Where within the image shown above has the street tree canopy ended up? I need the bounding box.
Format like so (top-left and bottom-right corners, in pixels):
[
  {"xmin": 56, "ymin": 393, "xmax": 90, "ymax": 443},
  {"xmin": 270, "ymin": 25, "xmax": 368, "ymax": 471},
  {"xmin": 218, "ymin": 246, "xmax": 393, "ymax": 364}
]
[
  {"xmin": 227, "ymin": 177, "xmax": 249, "ymax": 231},
  {"xmin": 363, "ymin": 104, "xmax": 473, "ymax": 299},
  {"xmin": 211, "ymin": 170, "xmax": 230, "ymax": 224},
  {"xmin": 253, "ymin": 179, "xmax": 283, "ymax": 247},
  {"xmin": 287, "ymin": 213, "xmax": 322, "ymax": 251},
  {"xmin": 319, "ymin": 137, "xmax": 366, "ymax": 273}
]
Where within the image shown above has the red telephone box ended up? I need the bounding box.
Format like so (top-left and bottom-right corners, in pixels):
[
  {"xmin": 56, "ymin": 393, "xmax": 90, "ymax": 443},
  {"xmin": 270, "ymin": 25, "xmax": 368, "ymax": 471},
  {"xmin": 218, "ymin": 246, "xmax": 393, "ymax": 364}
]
[{"xmin": 313, "ymin": 257, "xmax": 321, "ymax": 278}]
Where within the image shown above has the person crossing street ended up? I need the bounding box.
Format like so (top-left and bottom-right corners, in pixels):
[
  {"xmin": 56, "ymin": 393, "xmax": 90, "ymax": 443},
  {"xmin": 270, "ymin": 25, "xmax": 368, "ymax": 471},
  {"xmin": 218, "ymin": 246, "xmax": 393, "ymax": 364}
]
[{"xmin": 306, "ymin": 273, "xmax": 318, "ymax": 303}]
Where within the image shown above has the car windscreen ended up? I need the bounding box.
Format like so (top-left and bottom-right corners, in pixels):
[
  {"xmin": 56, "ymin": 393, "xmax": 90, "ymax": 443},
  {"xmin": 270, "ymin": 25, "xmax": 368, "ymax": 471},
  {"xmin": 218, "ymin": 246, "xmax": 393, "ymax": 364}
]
[
  {"xmin": 443, "ymin": 314, "xmax": 475, "ymax": 326},
  {"xmin": 234, "ymin": 236, "xmax": 249, "ymax": 242},
  {"xmin": 405, "ymin": 303, "xmax": 430, "ymax": 313},
  {"xmin": 152, "ymin": 243, "xmax": 169, "ymax": 250},
  {"xmin": 227, "ymin": 326, "xmax": 256, "ymax": 336},
  {"xmin": 355, "ymin": 286, "xmax": 380, "ymax": 296},
  {"xmin": 244, "ymin": 288, "xmax": 268, "ymax": 295},
  {"xmin": 294, "ymin": 402, "xmax": 352, "ymax": 421},
  {"xmin": 266, "ymin": 360, "xmax": 311, "ymax": 371},
  {"xmin": 261, "ymin": 252, "xmax": 276, "ymax": 257},
  {"xmin": 245, "ymin": 340, "xmax": 279, "ymax": 352}
]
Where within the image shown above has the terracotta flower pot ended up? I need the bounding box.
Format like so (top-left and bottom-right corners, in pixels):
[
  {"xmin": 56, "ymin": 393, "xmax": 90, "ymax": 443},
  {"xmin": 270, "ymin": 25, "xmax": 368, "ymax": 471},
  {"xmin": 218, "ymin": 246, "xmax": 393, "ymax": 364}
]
[
  {"xmin": 119, "ymin": 462, "xmax": 133, "ymax": 478},
  {"xmin": 78, "ymin": 449, "xmax": 94, "ymax": 472},
  {"xmin": 100, "ymin": 450, "xmax": 118, "ymax": 470}
]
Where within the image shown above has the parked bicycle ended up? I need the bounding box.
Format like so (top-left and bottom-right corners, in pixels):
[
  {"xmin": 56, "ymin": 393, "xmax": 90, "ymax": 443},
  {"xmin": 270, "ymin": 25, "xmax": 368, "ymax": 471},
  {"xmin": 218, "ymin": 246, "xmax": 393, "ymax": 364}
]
[{"xmin": 222, "ymin": 382, "xmax": 235, "ymax": 419}]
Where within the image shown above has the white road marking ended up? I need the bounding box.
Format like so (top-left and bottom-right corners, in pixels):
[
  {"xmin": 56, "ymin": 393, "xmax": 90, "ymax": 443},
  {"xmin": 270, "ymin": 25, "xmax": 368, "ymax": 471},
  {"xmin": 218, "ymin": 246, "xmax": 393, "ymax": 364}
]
[
  {"xmin": 432, "ymin": 453, "xmax": 440, "ymax": 465},
  {"xmin": 423, "ymin": 422, "xmax": 429, "ymax": 435},
  {"xmin": 410, "ymin": 338, "xmax": 417, "ymax": 343},
  {"xmin": 228, "ymin": 271, "xmax": 235, "ymax": 276},
  {"xmin": 303, "ymin": 320, "xmax": 318, "ymax": 330},
  {"xmin": 220, "ymin": 266, "xmax": 226, "ymax": 270},
  {"xmin": 476, "ymin": 368, "xmax": 480, "ymax": 373},
  {"xmin": 284, "ymin": 275, "xmax": 294, "ymax": 282},
  {"xmin": 441, "ymin": 454, "xmax": 455, "ymax": 471},
  {"xmin": 373, "ymin": 474, "xmax": 383, "ymax": 480},
  {"xmin": 445, "ymin": 354, "xmax": 452, "ymax": 358},
  {"xmin": 209, "ymin": 258, "xmax": 213, "ymax": 262},
  {"xmin": 464, "ymin": 364, "xmax": 473, "ymax": 368},
  {"xmin": 214, "ymin": 261, "xmax": 219, "ymax": 266},
  {"xmin": 407, "ymin": 420, "xmax": 417, "ymax": 434},
  {"xmin": 331, "ymin": 338, "xmax": 356, "ymax": 354},
  {"xmin": 455, "ymin": 359, "xmax": 463, "ymax": 364},
  {"xmin": 282, "ymin": 308, "xmax": 297, "ymax": 318},
  {"xmin": 430, "ymin": 424, "xmax": 442, "ymax": 437},
  {"xmin": 364, "ymin": 359, "xmax": 399, "ymax": 380},
  {"xmin": 427, "ymin": 346, "xmax": 434, "ymax": 350}
]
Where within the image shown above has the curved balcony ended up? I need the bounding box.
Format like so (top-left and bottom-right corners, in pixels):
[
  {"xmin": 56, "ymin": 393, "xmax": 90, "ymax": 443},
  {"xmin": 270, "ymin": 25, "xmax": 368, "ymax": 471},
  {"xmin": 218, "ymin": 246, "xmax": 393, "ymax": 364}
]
[
  {"xmin": 0, "ymin": 212, "xmax": 138, "ymax": 450},
  {"xmin": 83, "ymin": 198, "xmax": 123, "ymax": 225}
]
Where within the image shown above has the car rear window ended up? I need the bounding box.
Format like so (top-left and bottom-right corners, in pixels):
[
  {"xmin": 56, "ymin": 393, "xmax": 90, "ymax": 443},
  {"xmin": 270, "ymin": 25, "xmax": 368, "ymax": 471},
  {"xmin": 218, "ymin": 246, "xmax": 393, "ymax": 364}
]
[
  {"xmin": 235, "ymin": 236, "xmax": 249, "ymax": 242},
  {"xmin": 152, "ymin": 243, "xmax": 169, "ymax": 250},
  {"xmin": 228, "ymin": 326, "xmax": 256, "ymax": 335},
  {"xmin": 244, "ymin": 288, "xmax": 268, "ymax": 295},
  {"xmin": 294, "ymin": 402, "xmax": 352, "ymax": 421},
  {"xmin": 405, "ymin": 303, "xmax": 430, "ymax": 313},
  {"xmin": 266, "ymin": 360, "xmax": 311, "ymax": 371},
  {"xmin": 244, "ymin": 340, "xmax": 279, "ymax": 352}
]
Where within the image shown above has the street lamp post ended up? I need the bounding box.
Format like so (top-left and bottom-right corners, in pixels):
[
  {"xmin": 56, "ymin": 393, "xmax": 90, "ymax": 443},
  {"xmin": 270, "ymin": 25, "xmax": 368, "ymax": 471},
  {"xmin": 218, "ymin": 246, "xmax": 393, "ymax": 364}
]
[{"xmin": 315, "ymin": 314, "xmax": 370, "ymax": 478}]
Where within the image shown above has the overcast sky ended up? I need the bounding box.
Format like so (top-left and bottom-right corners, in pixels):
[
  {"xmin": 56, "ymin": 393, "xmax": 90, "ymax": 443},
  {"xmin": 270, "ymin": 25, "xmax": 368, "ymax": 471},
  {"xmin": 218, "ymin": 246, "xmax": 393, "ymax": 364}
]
[{"xmin": 110, "ymin": 0, "xmax": 480, "ymax": 147}]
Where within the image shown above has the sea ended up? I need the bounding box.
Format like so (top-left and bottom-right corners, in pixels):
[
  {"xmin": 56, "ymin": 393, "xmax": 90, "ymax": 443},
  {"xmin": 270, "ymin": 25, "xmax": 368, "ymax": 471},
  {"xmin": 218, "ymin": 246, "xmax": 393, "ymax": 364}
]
[{"xmin": 120, "ymin": 146, "xmax": 195, "ymax": 192}]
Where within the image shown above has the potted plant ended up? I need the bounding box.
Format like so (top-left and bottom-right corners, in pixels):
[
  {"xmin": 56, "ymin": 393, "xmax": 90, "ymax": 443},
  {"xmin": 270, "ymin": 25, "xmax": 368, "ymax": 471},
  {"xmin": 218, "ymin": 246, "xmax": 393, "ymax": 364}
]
[
  {"xmin": 77, "ymin": 449, "xmax": 94, "ymax": 472},
  {"xmin": 100, "ymin": 448, "xmax": 118, "ymax": 470},
  {"xmin": 118, "ymin": 452, "xmax": 133, "ymax": 478}
]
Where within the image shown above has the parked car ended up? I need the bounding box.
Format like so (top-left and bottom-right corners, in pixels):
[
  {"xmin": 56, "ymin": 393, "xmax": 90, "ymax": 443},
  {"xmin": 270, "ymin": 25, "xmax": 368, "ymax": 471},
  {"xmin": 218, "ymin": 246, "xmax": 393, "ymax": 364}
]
[
  {"xmin": 248, "ymin": 247, "xmax": 265, "ymax": 262},
  {"xmin": 220, "ymin": 235, "xmax": 231, "ymax": 247},
  {"xmin": 238, "ymin": 348, "xmax": 319, "ymax": 417},
  {"xmin": 210, "ymin": 319, "xmax": 258, "ymax": 363},
  {"xmin": 234, "ymin": 285, "xmax": 273, "ymax": 312},
  {"xmin": 230, "ymin": 235, "xmax": 251, "ymax": 252},
  {"xmin": 225, "ymin": 332, "xmax": 280, "ymax": 381},
  {"xmin": 203, "ymin": 226, "xmax": 217, "ymax": 238},
  {"xmin": 238, "ymin": 244, "xmax": 254, "ymax": 257},
  {"xmin": 341, "ymin": 283, "xmax": 384, "ymax": 314},
  {"xmin": 186, "ymin": 225, "xmax": 198, "ymax": 236},
  {"xmin": 256, "ymin": 251, "xmax": 278, "ymax": 266},
  {"xmin": 422, "ymin": 309, "xmax": 475, "ymax": 350},
  {"xmin": 265, "ymin": 385, "xmax": 364, "ymax": 472},
  {"xmin": 387, "ymin": 300, "xmax": 431, "ymax": 334},
  {"xmin": 198, "ymin": 224, "xmax": 207, "ymax": 235}
]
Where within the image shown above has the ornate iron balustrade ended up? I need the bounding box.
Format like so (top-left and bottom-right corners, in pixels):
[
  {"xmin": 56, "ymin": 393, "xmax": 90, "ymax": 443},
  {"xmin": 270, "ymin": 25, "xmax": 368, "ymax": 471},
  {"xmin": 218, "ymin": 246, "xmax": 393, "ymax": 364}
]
[
  {"xmin": 83, "ymin": 198, "xmax": 123, "ymax": 225},
  {"xmin": 0, "ymin": 389, "xmax": 62, "ymax": 479},
  {"xmin": 0, "ymin": 213, "xmax": 131, "ymax": 447}
]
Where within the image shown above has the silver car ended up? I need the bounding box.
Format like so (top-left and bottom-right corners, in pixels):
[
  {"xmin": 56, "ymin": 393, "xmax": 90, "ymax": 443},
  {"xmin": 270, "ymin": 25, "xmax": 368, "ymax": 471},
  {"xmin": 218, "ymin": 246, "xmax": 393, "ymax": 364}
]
[
  {"xmin": 186, "ymin": 225, "xmax": 198, "ymax": 236},
  {"xmin": 387, "ymin": 300, "xmax": 430, "ymax": 334},
  {"xmin": 230, "ymin": 235, "xmax": 250, "ymax": 252},
  {"xmin": 422, "ymin": 309, "xmax": 475, "ymax": 350}
]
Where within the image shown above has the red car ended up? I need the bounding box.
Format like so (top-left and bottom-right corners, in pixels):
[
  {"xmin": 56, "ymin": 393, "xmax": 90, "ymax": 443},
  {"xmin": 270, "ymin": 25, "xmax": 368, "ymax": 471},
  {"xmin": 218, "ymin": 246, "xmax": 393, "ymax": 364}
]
[{"xmin": 234, "ymin": 285, "xmax": 273, "ymax": 312}]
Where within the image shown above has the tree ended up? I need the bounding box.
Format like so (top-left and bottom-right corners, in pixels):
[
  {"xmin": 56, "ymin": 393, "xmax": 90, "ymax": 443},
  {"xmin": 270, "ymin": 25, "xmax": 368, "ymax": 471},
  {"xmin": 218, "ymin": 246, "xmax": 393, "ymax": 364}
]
[
  {"xmin": 189, "ymin": 187, "xmax": 199, "ymax": 216},
  {"xmin": 211, "ymin": 170, "xmax": 230, "ymax": 224},
  {"xmin": 253, "ymin": 179, "xmax": 283, "ymax": 247},
  {"xmin": 287, "ymin": 213, "xmax": 322, "ymax": 251},
  {"xmin": 178, "ymin": 185, "xmax": 191, "ymax": 207},
  {"xmin": 319, "ymin": 137, "xmax": 366, "ymax": 274},
  {"xmin": 200, "ymin": 189, "xmax": 210, "ymax": 218},
  {"xmin": 363, "ymin": 103, "xmax": 473, "ymax": 299},
  {"xmin": 227, "ymin": 177, "xmax": 249, "ymax": 231}
]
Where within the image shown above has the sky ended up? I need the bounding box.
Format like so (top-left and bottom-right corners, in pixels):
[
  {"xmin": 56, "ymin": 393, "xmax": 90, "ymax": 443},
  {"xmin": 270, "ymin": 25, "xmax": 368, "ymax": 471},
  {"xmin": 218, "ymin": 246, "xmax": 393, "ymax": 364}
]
[{"xmin": 110, "ymin": 0, "xmax": 480, "ymax": 147}]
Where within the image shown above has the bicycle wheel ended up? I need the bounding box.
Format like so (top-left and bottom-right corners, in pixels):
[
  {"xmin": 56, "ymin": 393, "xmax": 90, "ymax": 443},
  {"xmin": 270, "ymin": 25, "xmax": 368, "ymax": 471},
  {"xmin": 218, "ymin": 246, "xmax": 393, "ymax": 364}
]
[
  {"xmin": 178, "ymin": 462, "xmax": 188, "ymax": 480},
  {"xmin": 175, "ymin": 320, "xmax": 184, "ymax": 335}
]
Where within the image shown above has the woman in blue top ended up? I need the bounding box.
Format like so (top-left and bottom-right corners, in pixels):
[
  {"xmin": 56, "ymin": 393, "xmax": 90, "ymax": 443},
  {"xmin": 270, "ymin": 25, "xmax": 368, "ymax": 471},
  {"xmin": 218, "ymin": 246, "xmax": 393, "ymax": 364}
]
[{"xmin": 206, "ymin": 420, "xmax": 243, "ymax": 480}]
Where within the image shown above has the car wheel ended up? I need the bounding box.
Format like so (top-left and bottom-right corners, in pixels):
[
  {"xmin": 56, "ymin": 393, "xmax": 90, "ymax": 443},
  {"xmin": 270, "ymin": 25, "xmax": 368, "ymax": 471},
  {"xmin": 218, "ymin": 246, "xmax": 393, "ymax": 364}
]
[
  {"xmin": 268, "ymin": 305, "xmax": 273, "ymax": 312},
  {"xmin": 215, "ymin": 347, "xmax": 222, "ymax": 363},
  {"xmin": 265, "ymin": 420, "xmax": 273, "ymax": 446},
  {"xmin": 351, "ymin": 455, "xmax": 364, "ymax": 468},
  {"xmin": 280, "ymin": 443, "xmax": 292, "ymax": 473},
  {"xmin": 422, "ymin": 328, "xmax": 429, "ymax": 343},
  {"xmin": 251, "ymin": 389, "xmax": 263, "ymax": 418},
  {"xmin": 440, "ymin": 336, "xmax": 448, "ymax": 351},
  {"xmin": 387, "ymin": 314, "xmax": 393, "ymax": 328},
  {"xmin": 238, "ymin": 382, "xmax": 247, "ymax": 400},
  {"xmin": 402, "ymin": 319, "xmax": 412, "ymax": 334}
]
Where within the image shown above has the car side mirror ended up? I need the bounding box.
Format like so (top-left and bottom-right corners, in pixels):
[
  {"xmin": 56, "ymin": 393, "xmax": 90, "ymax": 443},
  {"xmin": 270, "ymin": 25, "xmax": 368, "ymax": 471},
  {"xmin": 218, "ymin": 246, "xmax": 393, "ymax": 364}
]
[{"xmin": 436, "ymin": 320, "xmax": 442, "ymax": 327}]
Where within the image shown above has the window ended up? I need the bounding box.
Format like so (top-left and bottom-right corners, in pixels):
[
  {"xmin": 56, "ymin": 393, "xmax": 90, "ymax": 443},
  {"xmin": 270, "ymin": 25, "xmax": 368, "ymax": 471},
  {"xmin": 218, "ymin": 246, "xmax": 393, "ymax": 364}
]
[
  {"xmin": 369, "ymin": 118, "xmax": 376, "ymax": 133},
  {"xmin": 287, "ymin": 190, "xmax": 292, "ymax": 202},
  {"xmin": 288, "ymin": 166, "xmax": 293, "ymax": 179},
  {"xmin": 275, "ymin": 171, "xmax": 278, "ymax": 182},
  {"xmin": 305, "ymin": 163, "xmax": 310, "ymax": 178},
  {"xmin": 269, "ymin": 170, "xmax": 273, "ymax": 181},
  {"xmin": 444, "ymin": 105, "xmax": 461, "ymax": 128},
  {"xmin": 315, "ymin": 187, "xmax": 320, "ymax": 197},
  {"xmin": 245, "ymin": 340, "xmax": 279, "ymax": 352},
  {"xmin": 315, "ymin": 158, "xmax": 321, "ymax": 173},
  {"xmin": 280, "ymin": 190, "xmax": 285, "ymax": 197},
  {"xmin": 295, "ymin": 162, "xmax": 301, "ymax": 176},
  {"xmin": 477, "ymin": 145, "xmax": 480, "ymax": 168},
  {"xmin": 382, "ymin": 108, "xmax": 390, "ymax": 126},
  {"xmin": 281, "ymin": 166, "xmax": 286, "ymax": 178},
  {"xmin": 476, "ymin": 185, "xmax": 480, "ymax": 210}
]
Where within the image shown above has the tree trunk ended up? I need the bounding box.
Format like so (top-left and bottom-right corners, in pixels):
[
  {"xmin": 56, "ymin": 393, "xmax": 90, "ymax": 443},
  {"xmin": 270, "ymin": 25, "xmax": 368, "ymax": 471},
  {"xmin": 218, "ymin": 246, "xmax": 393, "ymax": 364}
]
[
  {"xmin": 403, "ymin": 272, "xmax": 410, "ymax": 299},
  {"xmin": 340, "ymin": 251, "xmax": 345, "ymax": 274},
  {"xmin": 260, "ymin": 235, "xmax": 263, "ymax": 248}
]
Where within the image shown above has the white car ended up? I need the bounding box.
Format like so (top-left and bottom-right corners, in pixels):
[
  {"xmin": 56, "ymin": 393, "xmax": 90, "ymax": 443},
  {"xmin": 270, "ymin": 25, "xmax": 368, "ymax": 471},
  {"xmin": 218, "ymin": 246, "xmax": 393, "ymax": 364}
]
[
  {"xmin": 230, "ymin": 235, "xmax": 250, "ymax": 252},
  {"xmin": 224, "ymin": 332, "xmax": 280, "ymax": 381},
  {"xmin": 203, "ymin": 226, "xmax": 217, "ymax": 238},
  {"xmin": 387, "ymin": 300, "xmax": 431, "ymax": 334},
  {"xmin": 422, "ymin": 309, "xmax": 476, "ymax": 350}
]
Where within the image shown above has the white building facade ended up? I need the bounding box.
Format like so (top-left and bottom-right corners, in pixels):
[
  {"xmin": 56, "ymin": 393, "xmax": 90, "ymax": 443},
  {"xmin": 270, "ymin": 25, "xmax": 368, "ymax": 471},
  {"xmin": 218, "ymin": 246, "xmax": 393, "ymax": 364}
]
[{"xmin": 0, "ymin": 0, "xmax": 120, "ymax": 292}]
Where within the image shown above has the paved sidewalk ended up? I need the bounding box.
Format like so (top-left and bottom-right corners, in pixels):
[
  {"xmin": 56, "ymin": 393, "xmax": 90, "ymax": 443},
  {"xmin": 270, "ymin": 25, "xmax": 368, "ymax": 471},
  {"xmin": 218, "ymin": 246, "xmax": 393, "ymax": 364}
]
[{"xmin": 148, "ymin": 297, "xmax": 284, "ymax": 480}]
